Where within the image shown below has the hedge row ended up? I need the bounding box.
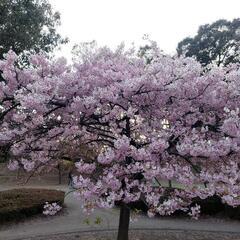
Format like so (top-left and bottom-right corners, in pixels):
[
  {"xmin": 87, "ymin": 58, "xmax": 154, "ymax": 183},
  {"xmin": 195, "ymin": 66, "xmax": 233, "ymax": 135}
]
[
  {"xmin": 0, "ymin": 188, "xmax": 65, "ymax": 223},
  {"xmin": 125, "ymin": 195, "xmax": 240, "ymax": 219}
]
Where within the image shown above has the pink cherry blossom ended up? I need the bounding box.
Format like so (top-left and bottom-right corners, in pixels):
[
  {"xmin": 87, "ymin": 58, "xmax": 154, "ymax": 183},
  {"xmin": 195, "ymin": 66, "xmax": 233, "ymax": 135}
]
[
  {"xmin": 1, "ymin": 42, "xmax": 240, "ymax": 235},
  {"xmin": 43, "ymin": 202, "xmax": 62, "ymax": 216},
  {"xmin": 188, "ymin": 204, "xmax": 201, "ymax": 220}
]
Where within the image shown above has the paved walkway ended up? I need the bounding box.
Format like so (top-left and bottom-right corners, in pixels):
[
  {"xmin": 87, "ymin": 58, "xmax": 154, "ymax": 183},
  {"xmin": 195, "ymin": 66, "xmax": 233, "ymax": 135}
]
[{"xmin": 1, "ymin": 185, "xmax": 240, "ymax": 240}]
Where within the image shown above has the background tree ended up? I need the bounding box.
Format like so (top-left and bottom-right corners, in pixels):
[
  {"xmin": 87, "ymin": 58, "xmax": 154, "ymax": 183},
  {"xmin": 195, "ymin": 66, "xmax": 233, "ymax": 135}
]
[
  {"xmin": 138, "ymin": 44, "xmax": 154, "ymax": 64},
  {"xmin": 0, "ymin": 0, "xmax": 67, "ymax": 59},
  {"xmin": 177, "ymin": 18, "xmax": 240, "ymax": 66},
  {"xmin": 0, "ymin": 0, "xmax": 67, "ymax": 161},
  {"xmin": 138, "ymin": 37, "xmax": 164, "ymax": 64}
]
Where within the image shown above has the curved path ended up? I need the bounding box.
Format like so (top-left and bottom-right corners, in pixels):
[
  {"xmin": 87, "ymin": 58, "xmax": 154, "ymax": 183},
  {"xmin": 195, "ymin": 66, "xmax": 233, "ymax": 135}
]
[{"xmin": 1, "ymin": 185, "xmax": 240, "ymax": 240}]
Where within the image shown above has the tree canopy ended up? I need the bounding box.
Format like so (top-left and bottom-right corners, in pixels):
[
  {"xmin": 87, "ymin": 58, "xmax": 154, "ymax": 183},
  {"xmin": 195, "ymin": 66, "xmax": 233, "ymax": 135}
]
[
  {"xmin": 177, "ymin": 19, "xmax": 240, "ymax": 66},
  {"xmin": 2, "ymin": 45, "xmax": 240, "ymax": 240},
  {"xmin": 0, "ymin": 0, "xmax": 67, "ymax": 59}
]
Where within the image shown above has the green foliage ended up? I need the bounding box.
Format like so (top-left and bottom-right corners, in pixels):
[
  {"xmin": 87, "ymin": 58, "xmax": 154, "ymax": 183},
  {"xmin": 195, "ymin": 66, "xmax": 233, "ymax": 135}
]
[
  {"xmin": 0, "ymin": 0, "xmax": 68, "ymax": 59},
  {"xmin": 138, "ymin": 44, "xmax": 154, "ymax": 64},
  {"xmin": 83, "ymin": 218, "xmax": 91, "ymax": 225},
  {"xmin": 83, "ymin": 216, "xmax": 102, "ymax": 225},
  {"xmin": 177, "ymin": 19, "xmax": 240, "ymax": 66},
  {"xmin": 0, "ymin": 188, "xmax": 65, "ymax": 223},
  {"xmin": 94, "ymin": 216, "xmax": 102, "ymax": 225}
]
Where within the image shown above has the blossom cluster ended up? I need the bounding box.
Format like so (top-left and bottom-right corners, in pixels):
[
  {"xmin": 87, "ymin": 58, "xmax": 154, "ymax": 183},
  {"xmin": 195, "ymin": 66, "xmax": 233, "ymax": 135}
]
[
  {"xmin": 43, "ymin": 202, "xmax": 62, "ymax": 216},
  {"xmin": 188, "ymin": 204, "xmax": 201, "ymax": 220}
]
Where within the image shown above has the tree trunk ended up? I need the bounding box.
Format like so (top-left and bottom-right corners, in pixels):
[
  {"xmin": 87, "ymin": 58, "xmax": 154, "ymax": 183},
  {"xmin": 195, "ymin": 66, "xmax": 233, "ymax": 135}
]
[
  {"xmin": 117, "ymin": 203, "xmax": 130, "ymax": 240},
  {"xmin": 117, "ymin": 117, "xmax": 131, "ymax": 240},
  {"xmin": 168, "ymin": 180, "xmax": 172, "ymax": 188},
  {"xmin": 57, "ymin": 164, "xmax": 62, "ymax": 184}
]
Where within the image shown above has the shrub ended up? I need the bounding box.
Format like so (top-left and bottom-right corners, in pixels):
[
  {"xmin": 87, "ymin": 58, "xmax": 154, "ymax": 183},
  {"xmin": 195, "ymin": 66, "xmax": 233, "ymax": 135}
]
[
  {"xmin": 192, "ymin": 195, "xmax": 224, "ymax": 215},
  {"xmin": 0, "ymin": 188, "xmax": 65, "ymax": 223},
  {"xmin": 125, "ymin": 193, "xmax": 240, "ymax": 219}
]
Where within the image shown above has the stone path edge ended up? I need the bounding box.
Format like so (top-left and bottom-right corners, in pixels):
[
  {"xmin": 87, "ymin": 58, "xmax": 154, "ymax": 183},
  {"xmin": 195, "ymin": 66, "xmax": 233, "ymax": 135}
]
[{"xmin": 10, "ymin": 227, "xmax": 240, "ymax": 240}]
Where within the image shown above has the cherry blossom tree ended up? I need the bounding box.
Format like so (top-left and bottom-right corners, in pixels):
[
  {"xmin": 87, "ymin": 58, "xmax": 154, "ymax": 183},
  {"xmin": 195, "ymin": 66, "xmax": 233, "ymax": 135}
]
[{"xmin": 2, "ymin": 43, "xmax": 240, "ymax": 240}]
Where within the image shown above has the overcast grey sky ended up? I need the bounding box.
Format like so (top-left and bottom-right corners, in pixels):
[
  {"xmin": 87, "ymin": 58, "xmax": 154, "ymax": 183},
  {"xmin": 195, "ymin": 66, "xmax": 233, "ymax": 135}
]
[{"xmin": 49, "ymin": 0, "xmax": 240, "ymax": 58}]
